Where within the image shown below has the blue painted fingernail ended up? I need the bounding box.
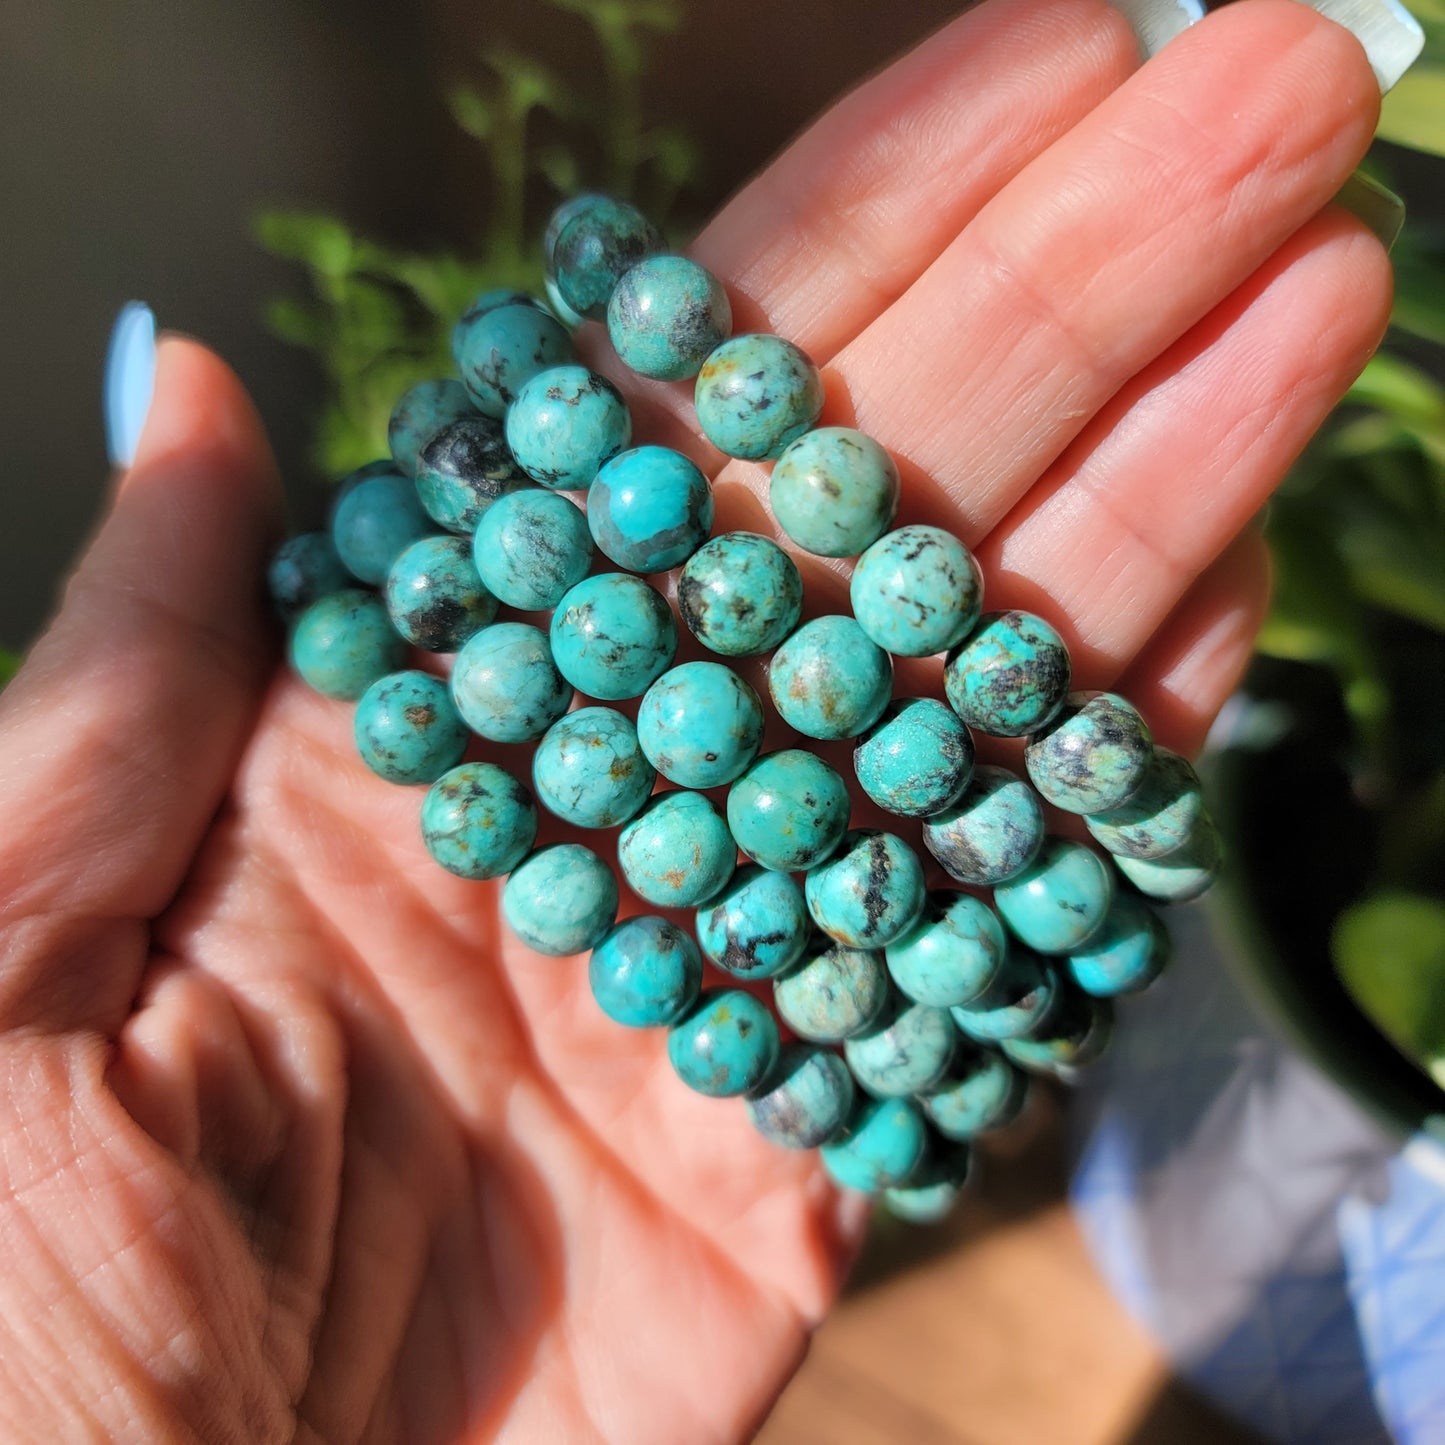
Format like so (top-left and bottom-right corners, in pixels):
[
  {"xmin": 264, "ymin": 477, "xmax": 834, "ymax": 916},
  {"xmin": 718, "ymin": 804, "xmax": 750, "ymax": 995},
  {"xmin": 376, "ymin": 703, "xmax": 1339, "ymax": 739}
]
[{"xmin": 103, "ymin": 301, "xmax": 157, "ymax": 468}]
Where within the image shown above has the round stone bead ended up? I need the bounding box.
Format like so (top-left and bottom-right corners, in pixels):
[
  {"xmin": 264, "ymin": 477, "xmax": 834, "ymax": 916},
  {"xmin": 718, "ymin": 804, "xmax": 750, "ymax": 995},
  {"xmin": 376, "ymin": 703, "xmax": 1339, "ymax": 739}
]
[
  {"xmin": 746, "ymin": 1044, "xmax": 855, "ymax": 1150},
  {"xmin": 1025, "ymin": 691, "xmax": 1153, "ymax": 815},
  {"xmin": 1115, "ymin": 816, "xmax": 1222, "ymax": 902},
  {"xmin": 944, "ymin": 610, "xmax": 1072, "ymax": 738},
  {"xmin": 332, "ymin": 471, "xmax": 431, "ymax": 585},
  {"xmin": 883, "ymin": 1141, "xmax": 973, "ymax": 1225},
  {"xmin": 456, "ymin": 302, "xmax": 574, "ymax": 417},
  {"xmin": 532, "ymin": 706, "xmax": 656, "ymax": 829},
  {"xmin": 921, "ymin": 1045, "xmax": 1027, "ymax": 1139},
  {"xmin": 268, "ymin": 532, "xmax": 349, "ymax": 622},
  {"xmin": 667, "ymin": 989, "xmax": 780, "ymax": 1098},
  {"xmin": 770, "ymin": 427, "xmax": 899, "ymax": 558},
  {"xmin": 1002, "ymin": 990, "xmax": 1114, "ymax": 1075},
  {"xmin": 768, "ymin": 615, "xmax": 893, "ymax": 741},
  {"xmin": 1085, "ymin": 748, "xmax": 1205, "ymax": 860},
  {"xmin": 415, "ymin": 415, "xmax": 530, "ymax": 535},
  {"xmin": 950, "ymin": 949, "xmax": 1060, "ymax": 1044},
  {"xmin": 549, "ymin": 197, "xmax": 663, "ymax": 320},
  {"xmin": 1067, "ymin": 891, "xmax": 1172, "ymax": 997},
  {"xmin": 773, "ymin": 941, "xmax": 890, "ymax": 1043},
  {"xmin": 851, "ymin": 525, "xmax": 985, "ymax": 658},
  {"xmin": 804, "ymin": 829, "xmax": 927, "ymax": 949},
  {"xmin": 618, "ymin": 791, "xmax": 736, "ymax": 908},
  {"xmin": 678, "ymin": 532, "xmax": 803, "ymax": 657},
  {"xmin": 694, "ymin": 334, "xmax": 825, "ymax": 460},
  {"xmin": 472, "ymin": 489, "xmax": 593, "ymax": 611},
  {"xmin": 727, "ymin": 749, "xmax": 850, "ymax": 872},
  {"xmin": 549, "ymin": 573, "xmax": 677, "ymax": 700},
  {"xmin": 353, "ymin": 671, "xmax": 468, "ymax": 786},
  {"xmin": 636, "ymin": 661, "xmax": 763, "ymax": 789},
  {"xmin": 588, "ymin": 446, "xmax": 714, "ymax": 574},
  {"xmin": 388, "ymin": 378, "xmax": 475, "ymax": 478},
  {"xmin": 420, "ymin": 762, "xmax": 537, "ymax": 880},
  {"xmin": 820, "ymin": 1096, "xmax": 928, "ymax": 1193},
  {"xmin": 504, "ymin": 364, "xmax": 631, "ymax": 492},
  {"xmin": 328, "ymin": 459, "xmax": 399, "ymax": 530},
  {"xmin": 854, "ymin": 698, "xmax": 974, "ymax": 818},
  {"xmin": 920, "ymin": 764, "xmax": 1045, "ymax": 886},
  {"xmin": 844, "ymin": 997, "xmax": 957, "ymax": 1099},
  {"xmin": 502, "ymin": 843, "xmax": 619, "ymax": 957},
  {"xmin": 696, "ymin": 865, "xmax": 810, "ymax": 980},
  {"xmin": 608, "ymin": 254, "xmax": 732, "ymax": 381},
  {"xmin": 589, "ymin": 915, "xmax": 702, "ymax": 1028},
  {"xmin": 290, "ymin": 590, "xmax": 407, "ymax": 701},
  {"xmin": 451, "ymin": 288, "xmax": 549, "ymax": 373},
  {"xmin": 384, "ymin": 534, "xmax": 498, "ymax": 652},
  {"xmin": 450, "ymin": 622, "xmax": 571, "ymax": 742},
  {"xmin": 885, "ymin": 890, "xmax": 1008, "ymax": 1009},
  {"xmin": 994, "ymin": 838, "xmax": 1115, "ymax": 954}
]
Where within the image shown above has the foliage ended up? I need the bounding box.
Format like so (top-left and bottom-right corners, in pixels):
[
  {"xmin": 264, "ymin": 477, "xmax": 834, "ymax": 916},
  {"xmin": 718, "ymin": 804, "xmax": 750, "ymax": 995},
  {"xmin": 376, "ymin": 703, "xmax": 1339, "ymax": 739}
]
[{"xmin": 0, "ymin": 650, "xmax": 19, "ymax": 689}]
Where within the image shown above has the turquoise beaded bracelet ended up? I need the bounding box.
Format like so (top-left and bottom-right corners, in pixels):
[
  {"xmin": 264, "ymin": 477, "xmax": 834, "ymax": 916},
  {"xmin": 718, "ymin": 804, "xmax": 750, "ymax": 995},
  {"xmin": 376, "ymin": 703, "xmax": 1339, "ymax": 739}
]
[{"xmin": 273, "ymin": 191, "xmax": 1218, "ymax": 1225}]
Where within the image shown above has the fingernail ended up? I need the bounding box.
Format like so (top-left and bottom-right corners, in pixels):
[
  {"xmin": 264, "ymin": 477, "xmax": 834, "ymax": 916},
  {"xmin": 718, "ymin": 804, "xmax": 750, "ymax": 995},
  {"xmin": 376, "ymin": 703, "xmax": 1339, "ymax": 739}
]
[
  {"xmin": 1109, "ymin": 0, "xmax": 1205, "ymax": 59},
  {"xmin": 1301, "ymin": 0, "xmax": 1424, "ymax": 93},
  {"xmin": 1335, "ymin": 169, "xmax": 1407, "ymax": 253},
  {"xmin": 103, "ymin": 301, "xmax": 157, "ymax": 468}
]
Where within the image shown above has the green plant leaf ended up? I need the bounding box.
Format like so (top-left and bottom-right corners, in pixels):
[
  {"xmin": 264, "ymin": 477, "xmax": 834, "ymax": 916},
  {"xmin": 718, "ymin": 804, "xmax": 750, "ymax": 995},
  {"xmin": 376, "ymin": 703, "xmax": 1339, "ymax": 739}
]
[
  {"xmin": 1347, "ymin": 351, "xmax": 1445, "ymax": 427},
  {"xmin": 263, "ymin": 297, "xmax": 326, "ymax": 349},
  {"xmin": 1378, "ymin": 64, "xmax": 1445, "ymax": 156},
  {"xmin": 533, "ymin": 142, "xmax": 581, "ymax": 196},
  {"xmin": 253, "ymin": 211, "xmax": 356, "ymax": 276},
  {"xmin": 447, "ymin": 84, "xmax": 494, "ymax": 141},
  {"xmin": 0, "ymin": 649, "xmax": 20, "ymax": 689}
]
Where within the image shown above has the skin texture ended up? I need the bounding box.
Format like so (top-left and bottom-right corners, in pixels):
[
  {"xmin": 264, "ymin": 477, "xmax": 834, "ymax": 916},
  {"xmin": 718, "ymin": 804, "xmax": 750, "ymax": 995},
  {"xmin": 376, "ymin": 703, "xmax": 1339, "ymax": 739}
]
[{"xmin": 0, "ymin": 3, "xmax": 1392, "ymax": 1440}]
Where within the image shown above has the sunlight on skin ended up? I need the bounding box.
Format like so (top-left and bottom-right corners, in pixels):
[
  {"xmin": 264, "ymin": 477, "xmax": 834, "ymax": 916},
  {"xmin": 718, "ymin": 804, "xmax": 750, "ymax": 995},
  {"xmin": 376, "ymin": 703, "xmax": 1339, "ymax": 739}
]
[{"xmin": 0, "ymin": 1, "xmax": 1391, "ymax": 1440}]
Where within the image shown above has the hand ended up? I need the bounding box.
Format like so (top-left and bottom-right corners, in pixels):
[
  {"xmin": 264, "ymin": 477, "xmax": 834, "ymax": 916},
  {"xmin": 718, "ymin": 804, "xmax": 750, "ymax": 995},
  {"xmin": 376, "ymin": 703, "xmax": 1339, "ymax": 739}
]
[{"xmin": 0, "ymin": 2, "xmax": 1389, "ymax": 1440}]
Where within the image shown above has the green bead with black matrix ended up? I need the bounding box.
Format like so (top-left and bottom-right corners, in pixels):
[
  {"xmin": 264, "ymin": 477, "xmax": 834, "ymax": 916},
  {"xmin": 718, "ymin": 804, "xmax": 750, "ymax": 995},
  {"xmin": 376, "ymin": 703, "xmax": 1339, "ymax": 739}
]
[
  {"xmin": 993, "ymin": 838, "xmax": 1115, "ymax": 954},
  {"xmin": 268, "ymin": 532, "xmax": 349, "ymax": 622},
  {"xmin": 420, "ymin": 762, "xmax": 537, "ymax": 880},
  {"xmin": 851, "ymin": 525, "xmax": 984, "ymax": 658},
  {"xmin": 667, "ymin": 989, "xmax": 780, "ymax": 1098},
  {"xmin": 885, "ymin": 890, "xmax": 1008, "ymax": 1009},
  {"xmin": 456, "ymin": 303, "xmax": 574, "ymax": 417},
  {"xmin": 854, "ymin": 698, "xmax": 974, "ymax": 818},
  {"xmin": 949, "ymin": 949, "xmax": 1060, "ymax": 1044},
  {"xmin": 804, "ymin": 829, "xmax": 926, "ymax": 949},
  {"xmin": 921, "ymin": 1045, "xmax": 1027, "ymax": 1139},
  {"xmin": 472, "ymin": 489, "xmax": 593, "ymax": 611},
  {"xmin": 1085, "ymin": 748, "xmax": 1204, "ymax": 860},
  {"xmin": 384, "ymin": 534, "xmax": 498, "ymax": 652},
  {"xmin": 549, "ymin": 572, "xmax": 677, "ymax": 701},
  {"xmin": 726, "ymin": 749, "xmax": 850, "ymax": 872},
  {"xmin": 608, "ymin": 254, "xmax": 732, "ymax": 381},
  {"xmin": 770, "ymin": 427, "xmax": 899, "ymax": 557},
  {"xmin": 944, "ymin": 610, "xmax": 1071, "ymax": 738},
  {"xmin": 844, "ymin": 996, "xmax": 957, "ymax": 1099},
  {"xmin": 746, "ymin": 1044, "xmax": 855, "ymax": 1150},
  {"xmin": 503, "ymin": 844, "xmax": 618, "ymax": 957},
  {"xmin": 1025, "ymin": 691, "xmax": 1153, "ymax": 815},
  {"xmin": 450, "ymin": 622, "xmax": 571, "ymax": 742},
  {"xmin": 388, "ymin": 378, "xmax": 475, "ymax": 478},
  {"xmin": 549, "ymin": 197, "xmax": 663, "ymax": 320},
  {"xmin": 678, "ymin": 532, "xmax": 803, "ymax": 657},
  {"xmin": 820, "ymin": 1096, "xmax": 928, "ymax": 1193},
  {"xmin": 773, "ymin": 941, "xmax": 890, "ymax": 1043},
  {"xmin": 920, "ymin": 764, "xmax": 1044, "ymax": 886},
  {"xmin": 697, "ymin": 865, "xmax": 811, "ymax": 980},
  {"xmin": 290, "ymin": 589, "xmax": 407, "ymax": 701},
  {"xmin": 618, "ymin": 791, "xmax": 736, "ymax": 908},
  {"xmin": 636, "ymin": 661, "xmax": 764, "ymax": 789},
  {"xmin": 353, "ymin": 670, "xmax": 468, "ymax": 785},
  {"xmin": 504, "ymin": 364, "xmax": 631, "ymax": 492},
  {"xmin": 695, "ymin": 334, "xmax": 824, "ymax": 460},
  {"xmin": 532, "ymin": 706, "xmax": 655, "ymax": 829},
  {"xmin": 768, "ymin": 615, "xmax": 893, "ymax": 741},
  {"xmin": 589, "ymin": 915, "xmax": 702, "ymax": 1028},
  {"xmin": 415, "ymin": 415, "xmax": 531, "ymax": 535}
]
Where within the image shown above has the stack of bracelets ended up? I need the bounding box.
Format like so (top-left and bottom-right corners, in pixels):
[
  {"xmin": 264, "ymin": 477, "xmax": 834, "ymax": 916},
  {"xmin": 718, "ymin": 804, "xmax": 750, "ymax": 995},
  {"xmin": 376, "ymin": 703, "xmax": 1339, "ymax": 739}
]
[{"xmin": 268, "ymin": 194, "xmax": 1221, "ymax": 1226}]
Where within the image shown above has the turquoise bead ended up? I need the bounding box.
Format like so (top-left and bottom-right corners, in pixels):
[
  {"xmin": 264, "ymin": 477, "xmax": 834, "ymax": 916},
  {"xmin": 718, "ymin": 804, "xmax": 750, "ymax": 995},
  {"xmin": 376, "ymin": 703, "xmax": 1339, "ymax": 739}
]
[
  {"xmin": 332, "ymin": 471, "xmax": 431, "ymax": 585},
  {"xmin": 353, "ymin": 670, "xmax": 468, "ymax": 785},
  {"xmin": 1067, "ymin": 891, "xmax": 1171, "ymax": 997},
  {"xmin": 618, "ymin": 791, "xmax": 736, "ymax": 908},
  {"xmin": 1025, "ymin": 691, "xmax": 1152, "ymax": 815},
  {"xmin": 770, "ymin": 427, "xmax": 899, "ymax": 558},
  {"xmin": 844, "ymin": 997, "xmax": 957, "ymax": 1098},
  {"xmin": 768, "ymin": 615, "xmax": 893, "ymax": 741},
  {"xmin": 328, "ymin": 459, "xmax": 398, "ymax": 530},
  {"xmin": 543, "ymin": 275, "xmax": 585, "ymax": 330},
  {"xmin": 415, "ymin": 415, "xmax": 530, "ymax": 534},
  {"xmin": 549, "ymin": 573, "xmax": 677, "ymax": 700},
  {"xmin": 543, "ymin": 196, "xmax": 602, "ymax": 272},
  {"xmin": 854, "ymin": 698, "xmax": 974, "ymax": 818},
  {"xmin": 384, "ymin": 534, "xmax": 498, "ymax": 652},
  {"xmin": 504, "ymin": 364, "xmax": 631, "ymax": 492},
  {"xmin": 820, "ymin": 1096, "xmax": 927, "ymax": 1193},
  {"xmin": 1085, "ymin": 748, "xmax": 1205, "ymax": 860},
  {"xmin": 502, "ymin": 843, "xmax": 618, "ymax": 957},
  {"xmin": 667, "ymin": 989, "xmax": 780, "ymax": 1098},
  {"xmin": 1115, "ymin": 816, "xmax": 1222, "ymax": 902},
  {"xmin": 696, "ymin": 865, "xmax": 810, "ymax": 979},
  {"xmin": 451, "ymin": 622, "xmax": 571, "ymax": 742},
  {"xmin": 944, "ymin": 610, "xmax": 1072, "ymax": 738},
  {"xmin": 457, "ymin": 302, "xmax": 574, "ymax": 417},
  {"xmin": 451, "ymin": 289, "xmax": 548, "ymax": 373},
  {"xmin": 1002, "ymin": 990, "xmax": 1114, "ymax": 1074},
  {"xmin": 636, "ymin": 661, "xmax": 763, "ymax": 788},
  {"xmin": 550, "ymin": 197, "xmax": 662, "ymax": 320},
  {"xmin": 885, "ymin": 890, "xmax": 1008, "ymax": 1009},
  {"xmin": 268, "ymin": 532, "xmax": 349, "ymax": 622},
  {"xmin": 851, "ymin": 525, "xmax": 984, "ymax": 658},
  {"xmin": 921, "ymin": 764, "xmax": 1044, "ymax": 886},
  {"xmin": 420, "ymin": 762, "xmax": 537, "ymax": 880},
  {"xmin": 804, "ymin": 829, "xmax": 926, "ymax": 949},
  {"xmin": 589, "ymin": 915, "xmax": 702, "ymax": 1028},
  {"xmin": 726, "ymin": 749, "xmax": 850, "ymax": 872},
  {"xmin": 608, "ymin": 254, "xmax": 732, "ymax": 381},
  {"xmin": 290, "ymin": 589, "xmax": 407, "ymax": 701},
  {"xmin": 950, "ymin": 949, "xmax": 1060, "ymax": 1043},
  {"xmin": 746, "ymin": 1044, "xmax": 855, "ymax": 1150},
  {"xmin": 588, "ymin": 446, "xmax": 714, "ymax": 574},
  {"xmin": 388, "ymin": 378, "xmax": 475, "ymax": 478},
  {"xmin": 695, "ymin": 334, "xmax": 825, "ymax": 460},
  {"xmin": 773, "ymin": 941, "xmax": 889, "ymax": 1043},
  {"xmin": 921, "ymin": 1045, "xmax": 1027, "ymax": 1139},
  {"xmin": 532, "ymin": 706, "xmax": 656, "ymax": 828},
  {"xmin": 883, "ymin": 1141, "xmax": 973, "ymax": 1224},
  {"xmin": 994, "ymin": 838, "xmax": 1115, "ymax": 953},
  {"xmin": 678, "ymin": 532, "xmax": 803, "ymax": 657},
  {"xmin": 472, "ymin": 489, "xmax": 593, "ymax": 611}
]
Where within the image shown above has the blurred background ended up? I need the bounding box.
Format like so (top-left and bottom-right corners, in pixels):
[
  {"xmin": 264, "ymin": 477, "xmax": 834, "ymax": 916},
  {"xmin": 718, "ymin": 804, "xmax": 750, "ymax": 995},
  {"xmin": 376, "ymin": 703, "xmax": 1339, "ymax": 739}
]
[{"xmin": 2, "ymin": 0, "xmax": 1443, "ymax": 1440}]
